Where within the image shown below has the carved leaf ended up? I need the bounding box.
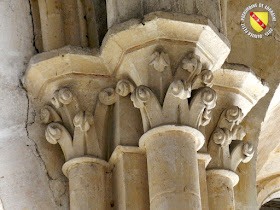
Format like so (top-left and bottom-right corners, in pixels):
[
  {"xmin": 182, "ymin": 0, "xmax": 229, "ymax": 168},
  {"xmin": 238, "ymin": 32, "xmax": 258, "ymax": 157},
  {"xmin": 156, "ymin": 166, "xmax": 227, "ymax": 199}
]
[
  {"xmin": 51, "ymin": 88, "xmax": 73, "ymax": 109},
  {"xmin": 50, "ymin": 88, "xmax": 80, "ymax": 134},
  {"xmin": 73, "ymin": 111, "xmax": 94, "ymax": 157},
  {"xmin": 208, "ymin": 106, "xmax": 254, "ymax": 171},
  {"xmin": 131, "ymin": 85, "xmax": 162, "ymax": 131},
  {"xmin": 40, "ymin": 105, "xmax": 62, "ymax": 124},
  {"xmin": 42, "ymin": 87, "xmax": 114, "ymax": 161},
  {"xmin": 115, "ymin": 79, "xmax": 135, "ymax": 97},
  {"xmin": 149, "ymin": 51, "xmax": 170, "ymax": 73},
  {"xmin": 175, "ymin": 53, "xmax": 202, "ymax": 82},
  {"xmin": 187, "ymin": 87, "xmax": 217, "ymax": 128},
  {"xmin": 99, "ymin": 87, "xmax": 117, "ymax": 105},
  {"xmin": 230, "ymin": 141, "xmax": 254, "ymax": 171},
  {"xmin": 169, "ymin": 80, "xmax": 191, "ymax": 100},
  {"xmin": 163, "ymin": 80, "xmax": 191, "ymax": 124},
  {"xmin": 45, "ymin": 122, "xmax": 74, "ymax": 161},
  {"xmin": 192, "ymin": 70, "xmax": 214, "ymax": 89}
]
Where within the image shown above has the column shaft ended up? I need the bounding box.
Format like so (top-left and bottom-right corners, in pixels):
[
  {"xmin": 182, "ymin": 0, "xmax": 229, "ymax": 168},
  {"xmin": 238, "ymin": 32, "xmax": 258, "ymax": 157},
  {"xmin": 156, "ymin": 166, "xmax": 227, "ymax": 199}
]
[
  {"xmin": 37, "ymin": 0, "xmax": 65, "ymax": 51},
  {"xmin": 207, "ymin": 169, "xmax": 239, "ymax": 210},
  {"xmin": 198, "ymin": 153, "xmax": 211, "ymax": 210},
  {"xmin": 110, "ymin": 146, "xmax": 149, "ymax": 210},
  {"xmin": 63, "ymin": 157, "xmax": 110, "ymax": 210},
  {"xmin": 139, "ymin": 125, "xmax": 204, "ymax": 210}
]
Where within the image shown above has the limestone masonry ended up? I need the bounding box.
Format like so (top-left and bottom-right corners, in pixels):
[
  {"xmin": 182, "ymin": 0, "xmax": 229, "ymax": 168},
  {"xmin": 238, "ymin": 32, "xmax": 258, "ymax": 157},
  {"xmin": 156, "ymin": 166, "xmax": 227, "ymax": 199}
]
[{"xmin": 0, "ymin": 0, "xmax": 280, "ymax": 209}]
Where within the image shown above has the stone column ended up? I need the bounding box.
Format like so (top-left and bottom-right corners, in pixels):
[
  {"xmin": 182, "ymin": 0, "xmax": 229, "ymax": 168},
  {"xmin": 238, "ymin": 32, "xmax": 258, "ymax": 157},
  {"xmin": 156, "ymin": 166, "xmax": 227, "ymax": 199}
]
[
  {"xmin": 139, "ymin": 125, "xmax": 204, "ymax": 210},
  {"xmin": 40, "ymin": 87, "xmax": 115, "ymax": 210},
  {"xmin": 109, "ymin": 146, "xmax": 149, "ymax": 210},
  {"xmin": 198, "ymin": 153, "xmax": 212, "ymax": 210},
  {"xmin": 207, "ymin": 107, "xmax": 255, "ymax": 210},
  {"xmin": 62, "ymin": 157, "xmax": 110, "ymax": 210},
  {"xmin": 37, "ymin": 0, "xmax": 65, "ymax": 51},
  {"xmin": 207, "ymin": 170, "xmax": 239, "ymax": 210}
]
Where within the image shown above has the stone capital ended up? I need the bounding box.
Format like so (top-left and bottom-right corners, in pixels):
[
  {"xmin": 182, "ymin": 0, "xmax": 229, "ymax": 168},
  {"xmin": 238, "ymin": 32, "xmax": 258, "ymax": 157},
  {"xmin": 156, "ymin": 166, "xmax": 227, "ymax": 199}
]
[
  {"xmin": 21, "ymin": 5, "xmax": 273, "ymax": 210},
  {"xmin": 208, "ymin": 106, "xmax": 255, "ymax": 172},
  {"xmin": 40, "ymin": 87, "xmax": 116, "ymax": 162}
]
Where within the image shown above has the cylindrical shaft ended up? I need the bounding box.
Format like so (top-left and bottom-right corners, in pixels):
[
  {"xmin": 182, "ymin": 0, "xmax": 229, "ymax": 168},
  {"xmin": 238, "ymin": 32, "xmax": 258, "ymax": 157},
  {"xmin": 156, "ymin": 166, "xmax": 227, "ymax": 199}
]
[
  {"xmin": 110, "ymin": 146, "xmax": 150, "ymax": 210},
  {"xmin": 38, "ymin": 0, "xmax": 65, "ymax": 51},
  {"xmin": 198, "ymin": 153, "xmax": 212, "ymax": 210},
  {"xmin": 62, "ymin": 157, "xmax": 110, "ymax": 210},
  {"xmin": 139, "ymin": 125, "xmax": 204, "ymax": 210},
  {"xmin": 207, "ymin": 169, "xmax": 239, "ymax": 210}
]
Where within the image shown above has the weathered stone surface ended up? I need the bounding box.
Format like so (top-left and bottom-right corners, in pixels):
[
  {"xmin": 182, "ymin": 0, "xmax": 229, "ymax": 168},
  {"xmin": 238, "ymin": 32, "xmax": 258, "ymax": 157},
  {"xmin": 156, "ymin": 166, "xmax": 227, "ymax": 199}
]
[
  {"xmin": 110, "ymin": 146, "xmax": 149, "ymax": 210},
  {"xmin": 22, "ymin": 9, "xmax": 271, "ymax": 210},
  {"xmin": 0, "ymin": 0, "xmax": 60, "ymax": 209},
  {"xmin": 2, "ymin": 0, "xmax": 280, "ymax": 209},
  {"xmin": 32, "ymin": 0, "xmax": 107, "ymax": 52},
  {"xmin": 224, "ymin": 1, "xmax": 280, "ymax": 208},
  {"xmin": 106, "ymin": 0, "xmax": 222, "ymax": 30}
]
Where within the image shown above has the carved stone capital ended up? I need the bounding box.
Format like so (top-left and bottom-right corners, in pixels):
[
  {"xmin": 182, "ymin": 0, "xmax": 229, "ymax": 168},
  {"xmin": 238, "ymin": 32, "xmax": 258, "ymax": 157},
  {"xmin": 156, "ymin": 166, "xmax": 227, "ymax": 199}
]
[
  {"xmin": 112, "ymin": 51, "xmax": 218, "ymax": 132},
  {"xmin": 41, "ymin": 88, "xmax": 114, "ymax": 161},
  {"xmin": 23, "ymin": 12, "xmax": 268, "ymax": 169},
  {"xmin": 21, "ymin": 11, "xmax": 270, "ymax": 210},
  {"xmin": 208, "ymin": 106, "xmax": 255, "ymax": 171}
]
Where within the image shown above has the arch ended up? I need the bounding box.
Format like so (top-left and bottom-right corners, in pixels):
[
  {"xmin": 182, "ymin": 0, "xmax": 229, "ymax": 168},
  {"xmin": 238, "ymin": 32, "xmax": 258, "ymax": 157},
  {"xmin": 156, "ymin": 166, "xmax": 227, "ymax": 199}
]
[
  {"xmin": 258, "ymin": 176, "xmax": 280, "ymax": 207},
  {"xmin": 257, "ymin": 84, "xmax": 280, "ymax": 180}
]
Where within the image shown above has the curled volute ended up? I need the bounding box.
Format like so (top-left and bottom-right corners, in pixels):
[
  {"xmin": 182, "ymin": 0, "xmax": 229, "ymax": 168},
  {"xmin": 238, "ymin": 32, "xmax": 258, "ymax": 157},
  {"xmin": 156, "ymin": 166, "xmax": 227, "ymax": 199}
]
[
  {"xmin": 169, "ymin": 80, "xmax": 191, "ymax": 100},
  {"xmin": 208, "ymin": 106, "xmax": 255, "ymax": 171},
  {"xmin": 115, "ymin": 79, "xmax": 135, "ymax": 97},
  {"xmin": 45, "ymin": 122, "xmax": 74, "ymax": 161},
  {"xmin": 112, "ymin": 51, "xmax": 218, "ymax": 131},
  {"xmin": 98, "ymin": 87, "xmax": 117, "ymax": 106},
  {"xmin": 41, "ymin": 87, "xmax": 115, "ymax": 161},
  {"xmin": 40, "ymin": 105, "xmax": 62, "ymax": 124}
]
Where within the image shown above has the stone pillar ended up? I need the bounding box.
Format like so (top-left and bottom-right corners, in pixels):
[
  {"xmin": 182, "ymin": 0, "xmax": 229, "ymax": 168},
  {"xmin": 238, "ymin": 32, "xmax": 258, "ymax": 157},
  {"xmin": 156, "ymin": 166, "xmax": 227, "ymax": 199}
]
[
  {"xmin": 39, "ymin": 87, "xmax": 116, "ymax": 210},
  {"xmin": 110, "ymin": 146, "xmax": 149, "ymax": 210},
  {"xmin": 61, "ymin": 0, "xmax": 81, "ymax": 46},
  {"xmin": 207, "ymin": 107, "xmax": 255, "ymax": 210},
  {"xmin": 62, "ymin": 157, "xmax": 110, "ymax": 210},
  {"xmin": 207, "ymin": 170, "xmax": 239, "ymax": 210},
  {"xmin": 139, "ymin": 125, "xmax": 204, "ymax": 210},
  {"xmin": 198, "ymin": 153, "xmax": 212, "ymax": 210},
  {"xmin": 37, "ymin": 0, "xmax": 65, "ymax": 51}
]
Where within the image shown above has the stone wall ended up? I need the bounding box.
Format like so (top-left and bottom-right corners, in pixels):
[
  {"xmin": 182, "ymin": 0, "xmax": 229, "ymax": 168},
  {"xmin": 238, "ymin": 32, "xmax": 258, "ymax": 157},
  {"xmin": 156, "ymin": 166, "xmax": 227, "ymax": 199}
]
[{"xmin": 0, "ymin": 0, "xmax": 61, "ymax": 209}]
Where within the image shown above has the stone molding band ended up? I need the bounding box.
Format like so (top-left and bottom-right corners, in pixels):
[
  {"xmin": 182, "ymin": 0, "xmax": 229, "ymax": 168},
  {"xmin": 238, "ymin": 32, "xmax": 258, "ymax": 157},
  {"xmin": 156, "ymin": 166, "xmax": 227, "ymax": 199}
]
[
  {"xmin": 207, "ymin": 169, "xmax": 239, "ymax": 186},
  {"xmin": 139, "ymin": 125, "xmax": 205, "ymax": 150},
  {"xmin": 62, "ymin": 156, "xmax": 111, "ymax": 177}
]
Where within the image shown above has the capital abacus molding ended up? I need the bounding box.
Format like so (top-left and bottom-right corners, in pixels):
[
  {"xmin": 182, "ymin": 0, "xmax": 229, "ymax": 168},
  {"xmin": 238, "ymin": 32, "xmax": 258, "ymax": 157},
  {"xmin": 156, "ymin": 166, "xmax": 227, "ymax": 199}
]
[
  {"xmin": 213, "ymin": 63, "xmax": 269, "ymax": 116},
  {"xmin": 23, "ymin": 12, "xmax": 230, "ymax": 100},
  {"xmin": 23, "ymin": 12, "xmax": 269, "ymax": 210}
]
